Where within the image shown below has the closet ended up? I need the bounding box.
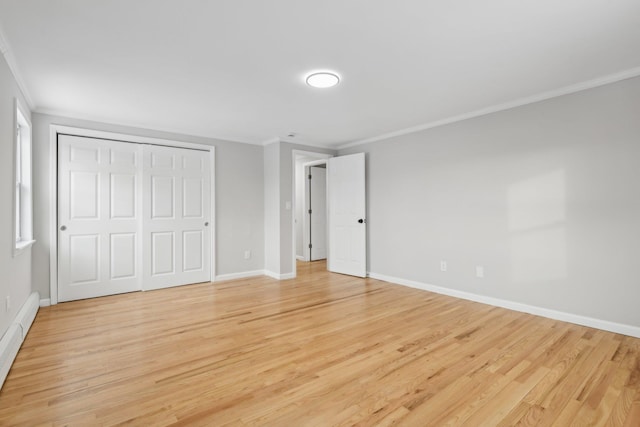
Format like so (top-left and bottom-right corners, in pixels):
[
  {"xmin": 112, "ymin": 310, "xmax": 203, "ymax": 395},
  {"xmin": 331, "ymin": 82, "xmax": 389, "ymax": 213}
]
[{"xmin": 57, "ymin": 134, "xmax": 211, "ymax": 302}]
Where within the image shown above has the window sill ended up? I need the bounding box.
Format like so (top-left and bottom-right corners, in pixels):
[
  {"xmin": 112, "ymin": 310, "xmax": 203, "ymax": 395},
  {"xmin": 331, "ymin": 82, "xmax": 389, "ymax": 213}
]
[{"xmin": 13, "ymin": 239, "xmax": 35, "ymax": 257}]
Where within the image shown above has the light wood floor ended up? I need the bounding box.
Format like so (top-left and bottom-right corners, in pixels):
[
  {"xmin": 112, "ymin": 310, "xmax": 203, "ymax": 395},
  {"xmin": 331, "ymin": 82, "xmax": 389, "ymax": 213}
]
[{"xmin": 1, "ymin": 261, "xmax": 639, "ymax": 426}]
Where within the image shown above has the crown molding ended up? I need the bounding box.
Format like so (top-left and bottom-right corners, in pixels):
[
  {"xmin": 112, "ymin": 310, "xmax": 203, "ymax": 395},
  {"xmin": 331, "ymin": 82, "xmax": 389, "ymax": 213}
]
[
  {"xmin": 0, "ymin": 31, "xmax": 7, "ymax": 54},
  {"xmin": 338, "ymin": 66, "xmax": 640, "ymax": 151},
  {"xmin": 0, "ymin": 25, "xmax": 35, "ymax": 109},
  {"xmin": 261, "ymin": 137, "xmax": 281, "ymax": 146},
  {"xmin": 34, "ymin": 107, "xmax": 265, "ymax": 146},
  {"xmin": 261, "ymin": 136, "xmax": 337, "ymax": 151},
  {"xmin": 282, "ymin": 139, "xmax": 336, "ymax": 151}
]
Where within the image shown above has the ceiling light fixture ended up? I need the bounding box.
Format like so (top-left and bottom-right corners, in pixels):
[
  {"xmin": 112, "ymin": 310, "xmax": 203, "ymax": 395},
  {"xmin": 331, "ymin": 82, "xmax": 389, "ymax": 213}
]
[{"xmin": 306, "ymin": 72, "xmax": 340, "ymax": 88}]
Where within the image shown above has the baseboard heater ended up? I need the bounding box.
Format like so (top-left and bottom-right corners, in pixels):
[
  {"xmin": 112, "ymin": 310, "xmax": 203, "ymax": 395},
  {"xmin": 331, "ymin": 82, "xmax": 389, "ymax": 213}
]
[{"xmin": 0, "ymin": 292, "xmax": 40, "ymax": 388}]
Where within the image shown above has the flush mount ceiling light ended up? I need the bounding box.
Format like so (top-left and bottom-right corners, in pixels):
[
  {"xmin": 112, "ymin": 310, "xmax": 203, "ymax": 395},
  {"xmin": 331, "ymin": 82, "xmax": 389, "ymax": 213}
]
[{"xmin": 306, "ymin": 72, "xmax": 340, "ymax": 88}]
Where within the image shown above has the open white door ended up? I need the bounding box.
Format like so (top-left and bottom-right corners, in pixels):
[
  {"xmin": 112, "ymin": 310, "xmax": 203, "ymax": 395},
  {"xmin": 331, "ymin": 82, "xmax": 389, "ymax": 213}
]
[
  {"xmin": 58, "ymin": 135, "xmax": 142, "ymax": 302},
  {"xmin": 328, "ymin": 153, "xmax": 366, "ymax": 277}
]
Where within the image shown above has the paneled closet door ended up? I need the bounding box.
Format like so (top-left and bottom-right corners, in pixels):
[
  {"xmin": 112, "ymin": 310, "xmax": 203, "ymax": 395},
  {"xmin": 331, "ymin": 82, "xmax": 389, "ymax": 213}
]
[
  {"xmin": 142, "ymin": 145, "xmax": 211, "ymax": 290},
  {"xmin": 58, "ymin": 135, "xmax": 142, "ymax": 302}
]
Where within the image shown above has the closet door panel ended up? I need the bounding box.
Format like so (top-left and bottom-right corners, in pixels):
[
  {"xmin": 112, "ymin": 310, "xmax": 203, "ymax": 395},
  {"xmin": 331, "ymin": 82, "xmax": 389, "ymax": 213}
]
[
  {"xmin": 143, "ymin": 146, "xmax": 211, "ymax": 290},
  {"xmin": 58, "ymin": 135, "xmax": 141, "ymax": 302}
]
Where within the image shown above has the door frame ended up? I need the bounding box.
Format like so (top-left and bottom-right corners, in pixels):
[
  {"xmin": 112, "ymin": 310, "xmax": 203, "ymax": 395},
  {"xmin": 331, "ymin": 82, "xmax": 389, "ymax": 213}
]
[
  {"xmin": 303, "ymin": 160, "xmax": 328, "ymax": 262},
  {"xmin": 291, "ymin": 150, "xmax": 332, "ymax": 278},
  {"xmin": 49, "ymin": 124, "xmax": 216, "ymax": 305}
]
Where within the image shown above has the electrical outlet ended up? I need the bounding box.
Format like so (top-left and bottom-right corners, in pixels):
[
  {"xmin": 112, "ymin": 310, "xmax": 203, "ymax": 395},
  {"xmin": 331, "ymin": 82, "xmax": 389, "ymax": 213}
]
[
  {"xmin": 244, "ymin": 250, "xmax": 251, "ymax": 260},
  {"xmin": 476, "ymin": 266, "xmax": 484, "ymax": 278},
  {"xmin": 440, "ymin": 261, "xmax": 447, "ymax": 272}
]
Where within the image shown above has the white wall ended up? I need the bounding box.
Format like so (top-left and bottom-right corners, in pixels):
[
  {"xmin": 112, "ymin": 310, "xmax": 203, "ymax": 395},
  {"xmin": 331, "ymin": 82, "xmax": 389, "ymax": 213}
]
[
  {"xmin": 339, "ymin": 76, "xmax": 640, "ymax": 329},
  {"xmin": 31, "ymin": 113, "xmax": 265, "ymax": 299},
  {"xmin": 0, "ymin": 53, "xmax": 32, "ymax": 337}
]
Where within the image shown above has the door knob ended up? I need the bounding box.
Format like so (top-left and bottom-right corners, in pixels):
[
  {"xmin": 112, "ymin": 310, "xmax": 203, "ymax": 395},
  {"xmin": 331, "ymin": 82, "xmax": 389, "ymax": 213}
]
[
  {"xmin": 60, "ymin": 225, "xmax": 67, "ymax": 231},
  {"xmin": 204, "ymin": 222, "xmax": 209, "ymax": 227},
  {"xmin": 358, "ymin": 219, "xmax": 365, "ymax": 224}
]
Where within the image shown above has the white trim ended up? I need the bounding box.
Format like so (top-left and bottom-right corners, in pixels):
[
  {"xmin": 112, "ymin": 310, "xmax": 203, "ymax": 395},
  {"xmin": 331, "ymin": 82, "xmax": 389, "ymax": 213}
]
[
  {"xmin": 338, "ymin": 66, "xmax": 640, "ymax": 150},
  {"xmin": 303, "ymin": 158, "xmax": 330, "ymax": 167},
  {"xmin": 368, "ymin": 272, "xmax": 640, "ymax": 339},
  {"xmin": 261, "ymin": 137, "xmax": 281, "ymax": 146},
  {"xmin": 214, "ymin": 270, "xmax": 265, "ymax": 282},
  {"xmin": 261, "ymin": 136, "xmax": 332, "ymax": 150},
  {"xmin": 13, "ymin": 98, "xmax": 34, "ymax": 258},
  {"xmin": 35, "ymin": 109, "xmax": 261, "ymax": 146},
  {"xmin": 49, "ymin": 125, "xmax": 217, "ymax": 305},
  {"xmin": 39, "ymin": 298, "xmax": 51, "ymax": 307},
  {"xmin": 209, "ymin": 149, "xmax": 216, "ymax": 283},
  {"xmin": 13, "ymin": 239, "xmax": 35, "ymax": 257},
  {"xmin": 281, "ymin": 139, "xmax": 336, "ymax": 150},
  {"xmin": 0, "ymin": 26, "xmax": 34, "ymax": 108},
  {"xmin": 49, "ymin": 126, "xmax": 58, "ymax": 305},
  {"xmin": 302, "ymin": 159, "xmax": 329, "ymax": 263},
  {"xmin": 296, "ymin": 255, "xmax": 305, "ymax": 261},
  {"xmin": 215, "ymin": 269, "xmax": 299, "ymax": 282},
  {"xmin": 51, "ymin": 124, "xmax": 216, "ymax": 151},
  {"xmin": 0, "ymin": 29, "xmax": 7, "ymax": 54},
  {"xmin": 264, "ymin": 270, "xmax": 296, "ymax": 280}
]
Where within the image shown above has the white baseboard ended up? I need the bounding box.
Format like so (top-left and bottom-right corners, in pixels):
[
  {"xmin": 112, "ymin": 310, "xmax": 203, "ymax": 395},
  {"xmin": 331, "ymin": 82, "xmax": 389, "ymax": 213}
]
[
  {"xmin": 368, "ymin": 272, "xmax": 640, "ymax": 339},
  {"xmin": 264, "ymin": 270, "xmax": 296, "ymax": 280},
  {"xmin": 215, "ymin": 270, "xmax": 265, "ymax": 282},
  {"xmin": 296, "ymin": 255, "xmax": 305, "ymax": 261},
  {"xmin": 215, "ymin": 270, "xmax": 297, "ymax": 282},
  {"xmin": 0, "ymin": 291, "xmax": 40, "ymax": 389},
  {"xmin": 39, "ymin": 298, "xmax": 51, "ymax": 307}
]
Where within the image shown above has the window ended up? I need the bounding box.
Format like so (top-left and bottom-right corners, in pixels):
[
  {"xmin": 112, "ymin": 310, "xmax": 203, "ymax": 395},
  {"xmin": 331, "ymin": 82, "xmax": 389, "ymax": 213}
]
[{"xmin": 13, "ymin": 99, "xmax": 34, "ymax": 256}]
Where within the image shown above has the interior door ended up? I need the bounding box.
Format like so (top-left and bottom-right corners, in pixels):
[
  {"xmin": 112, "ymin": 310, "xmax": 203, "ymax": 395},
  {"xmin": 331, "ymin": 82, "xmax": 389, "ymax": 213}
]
[
  {"xmin": 58, "ymin": 135, "xmax": 142, "ymax": 302},
  {"xmin": 309, "ymin": 165, "xmax": 327, "ymax": 261},
  {"xmin": 142, "ymin": 145, "xmax": 211, "ymax": 290},
  {"xmin": 327, "ymin": 153, "xmax": 366, "ymax": 277}
]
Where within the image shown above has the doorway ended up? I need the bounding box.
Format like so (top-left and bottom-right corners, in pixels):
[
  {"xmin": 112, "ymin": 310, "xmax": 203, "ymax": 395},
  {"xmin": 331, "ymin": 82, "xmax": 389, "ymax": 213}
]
[
  {"xmin": 292, "ymin": 150, "xmax": 367, "ymax": 279},
  {"xmin": 307, "ymin": 163, "xmax": 327, "ymax": 261},
  {"xmin": 292, "ymin": 151, "xmax": 331, "ymax": 276}
]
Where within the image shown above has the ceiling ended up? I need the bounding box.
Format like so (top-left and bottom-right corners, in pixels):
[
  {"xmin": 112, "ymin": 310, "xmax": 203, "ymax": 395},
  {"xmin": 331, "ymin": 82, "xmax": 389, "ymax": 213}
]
[{"xmin": 0, "ymin": 0, "xmax": 639, "ymax": 149}]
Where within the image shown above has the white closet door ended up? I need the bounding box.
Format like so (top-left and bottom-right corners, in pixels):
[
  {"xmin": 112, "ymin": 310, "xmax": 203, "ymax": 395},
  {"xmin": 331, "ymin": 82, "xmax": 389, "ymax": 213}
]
[
  {"xmin": 142, "ymin": 145, "xmax": 211, "ymax": 290},
  {"xmin": 58, "ymin": 135, "xmax": 142, "ymax": 302}
]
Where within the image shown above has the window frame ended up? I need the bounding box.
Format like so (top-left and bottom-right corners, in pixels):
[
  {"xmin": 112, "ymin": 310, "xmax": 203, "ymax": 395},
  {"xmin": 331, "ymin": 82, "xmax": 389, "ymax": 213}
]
[{"xmin": 13, "ymin": 98, "xmax": 34, "ymax": 256}]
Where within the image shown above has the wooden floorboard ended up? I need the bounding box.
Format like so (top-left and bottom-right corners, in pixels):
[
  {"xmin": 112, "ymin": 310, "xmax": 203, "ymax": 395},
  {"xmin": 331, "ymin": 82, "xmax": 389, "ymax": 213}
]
[{"xmin": 1, "ymin": 260, "xmax": 639, "ymax": 426}]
